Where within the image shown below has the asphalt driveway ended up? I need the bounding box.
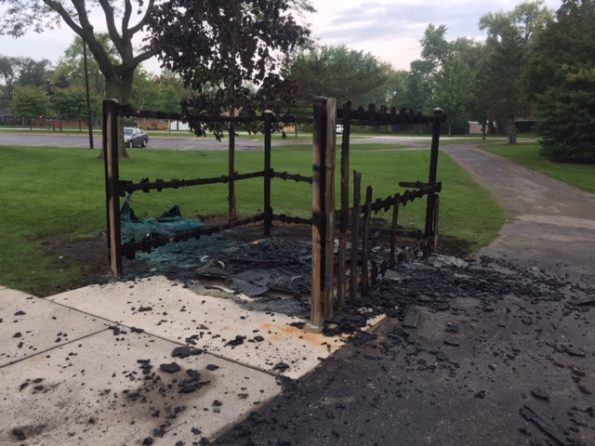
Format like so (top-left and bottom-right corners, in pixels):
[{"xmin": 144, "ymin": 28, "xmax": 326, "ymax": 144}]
[{"xmin": 443, "ymin": 144, "xmax": 595, "ymax": 287}]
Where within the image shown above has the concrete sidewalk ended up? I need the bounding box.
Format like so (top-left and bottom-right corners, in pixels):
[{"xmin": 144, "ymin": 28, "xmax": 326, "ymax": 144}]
[{"xmin": 0, "ymin": 277, "xmax": 363, "ymax": 445}]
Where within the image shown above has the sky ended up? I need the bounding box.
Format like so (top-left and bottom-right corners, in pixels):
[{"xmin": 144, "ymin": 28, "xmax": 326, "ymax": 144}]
[{"xmin": 0, "ymin": 0, "xmax": 562, "ymax": 73}]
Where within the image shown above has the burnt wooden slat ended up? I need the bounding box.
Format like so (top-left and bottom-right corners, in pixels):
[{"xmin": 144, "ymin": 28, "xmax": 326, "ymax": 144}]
[
  {"xmin": 425, "ymin": 108, "xmax": 443, "ymax": 253},
  {"xmin": 337, "ymin": 101, "xmax": 351, "ymax": 311},
  {"xmin": 371, "ymin": 261, "xmax": 379, "ymax": 286},
  {"xmin": 360, "ymin": 186, "xmax": 373, "ymax": 294},
  {"xmin": 432, "ymin": 194, "xmax": 440, "ymax": 251},
  {"xmin": 263, "ymin": 112, "xmax": 273, "ymax": 236},
  {"xmin": 228, "ymin": 120, "xmax": 237, "ymax": 222},
  {"xmin": 390, "ymin": 193, "xmax": 401, "ymax": 267},
  {"xmin": 349, "ymin": 171, "xmax": 362, "ymax": 301}
]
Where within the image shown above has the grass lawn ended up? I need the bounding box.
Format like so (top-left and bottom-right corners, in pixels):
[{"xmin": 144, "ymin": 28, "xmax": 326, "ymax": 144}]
[
  {"xmin": 0, "ymin": 144, "xmax": 504, "ymax": 296},
  {"xmin": 483, "ymin": 142, "xmax": 595, "ymax": 194}
]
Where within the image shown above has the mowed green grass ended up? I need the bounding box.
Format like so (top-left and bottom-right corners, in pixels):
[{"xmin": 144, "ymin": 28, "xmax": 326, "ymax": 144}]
[
  {"xmin": 0, "ymin": 145, "xmax": 504, "ymax": 295},
  {"xmin": 484, "ymin": 142, "xmax": 595, "ymax": 194}
]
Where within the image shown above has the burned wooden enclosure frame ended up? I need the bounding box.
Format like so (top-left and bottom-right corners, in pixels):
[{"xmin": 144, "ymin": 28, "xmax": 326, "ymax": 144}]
[
  {"xmin": 103, "ymin": 98, "xmax": 444, "ymax": 329},
  {"xmin": 309, "ymin": 99, "xmax": 444, "ymax": 327}
]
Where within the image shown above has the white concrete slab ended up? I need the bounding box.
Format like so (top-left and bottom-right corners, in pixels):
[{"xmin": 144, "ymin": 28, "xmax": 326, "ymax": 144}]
[
  {"xmin": 0, "ymin": 329, "xmax": 280, "ymax": 445},
  {"xmin": 0, "ymin": 330, "xmax": 280, "ymax": 446},
  {"xmin": 0, "ymin": 289, "xmax": 109, "ymax": 367},
  {"xmin": 50, "ymin": 276, "xmax": 347, "ymax": 379}
]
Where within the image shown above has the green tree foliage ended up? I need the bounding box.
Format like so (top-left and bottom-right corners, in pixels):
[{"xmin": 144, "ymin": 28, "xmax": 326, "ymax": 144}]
[
  {"xmin": 50, "ymin": 86, "xmax": 89, "ymax": 130},
  {"xmin": 11, "ymin": 84, "xmax": 50, "ymax": 129},
  {"xmin": 53, "ymin": 35, "xmax": 117, "ymax": 98},
  {"xmin": 283, "ymin": 45, "xmax": 402, "ymax": 109},
  {"xmin": 1, "ymin": 0, "xmax": 160, "ymax": 157},
  {"xmin": 404, "ymin": 26, "xmax": 481, "ymax": 134},
  {"xmin": 478, "ymin": 1, "xmax": 550, "ymax": 143},
  {"xmin": 527, "ymin": 0, "xmax": 595, "ymax": 162},
  {"xmin": 130, "ymin": 68, "xmax": 162, "ymax": 110},
  {"xmin": 148, "ymin": 0, "xmax": 312, "ymax": 136},
  {"xmin": 15, "ymin": 57, "xmax": 52, "ymax": 86},
  {"xmin": 433, "ymin": 55, "xmax": 474, "ymax": 135}
]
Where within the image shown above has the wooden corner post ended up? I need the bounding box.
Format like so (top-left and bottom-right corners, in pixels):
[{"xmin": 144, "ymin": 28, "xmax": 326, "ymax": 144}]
[
  {"xmin": 323, "ymin": 98, "xmax": 337, "ymax": 321},
  {"xmin": 103, "ymin": 99, "xmax": 123, "ymax": 276},
  {"xmin": 337, "ymin": 101, "xmax": 351, "ymax": 311},
  {"xmin": 424, "ymin": 107, "xmax": 443, "ymax": 252},
  {"xmin": 310, "ymin": 97, "xmax": 337, "ymax": 328}
]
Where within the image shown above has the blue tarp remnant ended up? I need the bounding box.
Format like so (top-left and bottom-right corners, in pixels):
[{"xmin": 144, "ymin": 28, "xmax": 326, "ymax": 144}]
[{"xmin": 120, "ymin": 202, "xmax": 203, "ymax": 244}]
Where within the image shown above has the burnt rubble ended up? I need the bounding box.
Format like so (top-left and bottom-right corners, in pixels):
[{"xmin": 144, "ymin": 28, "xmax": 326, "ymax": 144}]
[{"xmin": 209, "ymin": 253, "xmax": 595, "ymax": 446}]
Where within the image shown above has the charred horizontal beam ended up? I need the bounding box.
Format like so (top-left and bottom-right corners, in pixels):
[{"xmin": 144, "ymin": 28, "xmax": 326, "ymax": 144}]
[
  {"xmin": 121, "ymin": 214, "xmax": 265, "ymax": 256},
  {"xmin": 369, "ymin": 227, "xmax": 425, "ymax": 240},
  {"xmin": 398, "ymin": 181, "xmax": 428, "ymax": 189},
  {"xmin": 117, "ymin": 103, "xmax": 444, "ymax": 127},
  {"xmin": 368, "ymin": 183, "xmax": 442, "ymax": 214},
  {"xmin": 119, "ymin": 171, "xmax": 265, "ymax": 195},
  {"xmin": 272, "ymin": 171, "xmax": 313, "ymax": 184},
  {"xmin": 117, "ymin": 103, "xmax": 306, "ymax": 124},
  {"xmin": 273, "ymin": 214, "xmax": 312, "ymax": 225},
  {"xmin": 337, "ymin": 105, "xmax": 446, "ymax": 125}
]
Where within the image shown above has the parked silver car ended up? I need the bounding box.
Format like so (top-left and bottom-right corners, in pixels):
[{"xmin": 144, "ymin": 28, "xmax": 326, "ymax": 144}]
[{"xmin": 124, "ymin": 127, "xmax": 149, "ymax": 148}]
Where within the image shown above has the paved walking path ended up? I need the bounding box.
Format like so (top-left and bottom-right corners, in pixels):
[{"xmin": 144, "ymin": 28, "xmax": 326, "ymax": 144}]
[{"xmin": 443, "ymin": 144, "xmax": 595, "ymax": 287}]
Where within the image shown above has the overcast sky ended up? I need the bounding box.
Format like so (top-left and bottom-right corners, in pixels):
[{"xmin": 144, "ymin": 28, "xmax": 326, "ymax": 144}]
[{"xmin": 0, "ymin": 0, "xmax": 562, "ymax": 73}]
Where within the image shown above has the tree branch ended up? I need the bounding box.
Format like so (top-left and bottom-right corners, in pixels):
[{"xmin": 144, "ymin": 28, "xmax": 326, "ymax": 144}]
[
  {"xmin": 122, "ymin": 0, "xmax": 133, "ymax": 38},
  {"xmin": 129, "ymin": 0, "xmax": 155, "ymax": 36},
  {"xmin": 43, "ymin": 0, "xmax": 83, "ymax": 34},
  {"xmin": 63, "ymin": 0, "xmax": 118, "ymax": 80},
  {"xmin": 96, "ymin": 0, "xmax": 126, "ymax": 56},
  {"xmin": 129, "ymin": 47, "xmax": 159, "ymax": 68}
]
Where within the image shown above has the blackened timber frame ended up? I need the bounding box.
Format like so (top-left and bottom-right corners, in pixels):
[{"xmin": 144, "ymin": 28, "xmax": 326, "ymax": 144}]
[
  {"xmin": 309, "ymin": 100, "xmax": 445, "ymax": 329},
  {"xmin": 102, "ymin": 98, "xmax": 444, "ymax": 330},
  {"xmin": 102, "ymin": 99, "xmax": 310, "ymax": 274}
]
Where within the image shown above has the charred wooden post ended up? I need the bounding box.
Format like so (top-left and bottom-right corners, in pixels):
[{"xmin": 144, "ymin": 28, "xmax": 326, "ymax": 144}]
[
  {"xmin": 103, "ymin": 99, "xmax": 123, "ymax": 276},
  {"xmin": 228, "ymin": 119, "xmax": 237, "ymax": 223},
  {"xmin": 432, "ymin": 194, "xmax": 440, "ymax": 250},
  {"xmin": 263, "ymin": 111, "xmax": 274, "ymax": 237},
  {"xmin": 337, "ymin": 101, "xmax": 351, "ymax": 311},
  {"xmin": 390, "ymin": 193, "xmax": 401, "ymax": 267},
  {"xmin": 360, "ymin": 185, "xmax": 373, "ymax": 293},
  {"xmin": 349, "ymin": 171, "xmax": 362, "ymax": 300},
  {"xmin": 323, "ymin": 98, "xmax": 337, "ymax": 320},
  {"xmin": 371, "ymin": 261, "xmax": 379, "ymax": 286},
  {"xmin": 424, "ymin": 108, "xmax": 443, "ymax": 253},
  {"xmin": 311, "ymin": 98, "xmax": 326, "ymax": 328}
]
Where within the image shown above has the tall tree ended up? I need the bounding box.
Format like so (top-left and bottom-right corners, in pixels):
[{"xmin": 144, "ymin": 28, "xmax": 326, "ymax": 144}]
[
  {"xmin": 284, "ymin": 45, "xmax": 390, "ymax": 108},
  {"xmin": 478, "ymin": 1, "xmax": 551, "ymax": 143},
  {"xmin": 402, "ymin": 25, "xmax": 450, "ymax": 113},
  {"xmin": 53, "ymin": 35, "xmax": 118, "ymax": 98},
  {"xmin": 433, "ymin": 55, "xmax": 474, "ymax": 135},
  {"xmin": 0, "ymin": 0, "xmax": 160, "ymax": 157},
  {"xmin": 11, "ymin": 85, "xmax": 50, "ymax": 129},
  {"xmin": 50, "ymin": 86, "xmax": 89, "ymax": 131},
  {"xmin": 526, "ymin": 0, "xmax": 595, "ymax": 162}
]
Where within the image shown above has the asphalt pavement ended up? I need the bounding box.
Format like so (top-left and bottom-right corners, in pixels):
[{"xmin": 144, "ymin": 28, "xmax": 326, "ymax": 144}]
[{"xmin": 0, "ymin": 131, "xmax": 439, "ymax": 151}]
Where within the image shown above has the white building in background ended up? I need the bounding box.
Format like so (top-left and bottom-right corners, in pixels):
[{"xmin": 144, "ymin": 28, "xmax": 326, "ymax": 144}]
[
  {"xmin": 467, "ymin": 121, "xmax": 483, "ymax": 135},
  {"xmin": 170, "ymin": 121, "xmax": 190, "ymax": 131}
]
